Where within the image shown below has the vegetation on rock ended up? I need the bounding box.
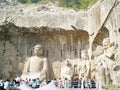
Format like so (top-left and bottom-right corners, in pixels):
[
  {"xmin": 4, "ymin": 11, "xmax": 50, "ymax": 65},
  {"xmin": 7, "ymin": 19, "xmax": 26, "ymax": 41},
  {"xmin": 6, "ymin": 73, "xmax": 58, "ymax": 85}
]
[
  {"xmin": 106, "ymin": 84, "xmax": 118, "ymax": 90},
  {"xmin": 18, "ymin": 0, "xmax": 98, "ymax": 9},
  {"xmin": 59, "ymin": 0, "xmax": 98, "ymax": 9}
]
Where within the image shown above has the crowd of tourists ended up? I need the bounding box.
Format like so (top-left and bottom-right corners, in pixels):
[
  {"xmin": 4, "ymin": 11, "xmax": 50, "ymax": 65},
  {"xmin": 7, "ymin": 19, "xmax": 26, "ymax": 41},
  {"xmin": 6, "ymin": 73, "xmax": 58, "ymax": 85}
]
[
  {"xmin": 0, "ymin": 75, "xmax": 96, "ymax": 90},
  {"xmin": 55, "ymin": 77, "xmax": 96, "ymax": 89}
]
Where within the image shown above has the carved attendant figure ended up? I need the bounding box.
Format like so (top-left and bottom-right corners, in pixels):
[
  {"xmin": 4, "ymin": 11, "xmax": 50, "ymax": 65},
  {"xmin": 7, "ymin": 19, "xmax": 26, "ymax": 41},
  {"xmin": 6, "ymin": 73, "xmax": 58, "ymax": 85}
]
[
  {"xmin": 2, "ymin": 60, "xmax": 13, "ymax": 79},
  {"xmin": 61, "ymin": 60, "xmax": 73, "ymax": 80},
  {"xmin": 79, "ymin": 50, "xmax": 90, "ymax": 81},
  {"xmin": 94, "ymin": 38, "xmax": 116, "ymax": 88}
]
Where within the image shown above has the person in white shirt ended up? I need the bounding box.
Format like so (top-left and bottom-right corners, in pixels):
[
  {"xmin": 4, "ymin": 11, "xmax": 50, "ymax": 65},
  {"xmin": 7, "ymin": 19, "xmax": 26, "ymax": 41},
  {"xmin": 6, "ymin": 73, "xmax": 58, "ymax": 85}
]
[{"xmin": 4, "ymin": 79, "xmax": 10, "ymax": 90}]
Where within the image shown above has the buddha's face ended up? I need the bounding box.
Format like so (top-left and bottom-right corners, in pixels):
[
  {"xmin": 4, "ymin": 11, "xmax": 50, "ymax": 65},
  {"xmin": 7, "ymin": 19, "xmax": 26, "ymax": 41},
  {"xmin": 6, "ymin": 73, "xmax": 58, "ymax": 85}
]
[
  {"xmin": 95, "ymin": 46, "xmax": 104, "ymax": 56},
  {"xmin": 81, "ymin": 50, "xmax": 89, "ymax": 60},
  {"xmin": 34, "ymin": 47, "xmax": 43, "ymax": 56},
  {"xmin": 66, "ymin": 60, "xmax": 69, "ymax": 65},
  {"xmin": 103, "ymin": 38, "xmax": 111, "ymax": 49}
]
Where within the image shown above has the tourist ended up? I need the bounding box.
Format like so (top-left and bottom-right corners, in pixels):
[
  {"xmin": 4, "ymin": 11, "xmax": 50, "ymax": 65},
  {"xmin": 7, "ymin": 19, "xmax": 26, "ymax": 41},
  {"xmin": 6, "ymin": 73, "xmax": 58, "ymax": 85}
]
[
  {"xmin": 0, "ymin": 80, "xmax": 4, "ymax": 88},
  {"xmin": 9, "ymin": 79, "xmax": 15, "ymax": 87},
  {"xmin": 32, "ymin": 79, "xmax": 36, "ymax": 88},
  {"xmin": 28, "ymin": 79, "xmax": 32, "ymax": 87},
  {"xmin": 24, "ymin": 78, "xmax": 29, "ymax": 85},
  {"xmin": 58, "ymin": 78, "xmax": 63, "ymax": 89},
  {"xmin": 4, "ymin": 79, "xmax": 10, "ymax": 90},
  {"xmin": 64, "ymin": 78, "xmax": 69, "ymax": 88}
]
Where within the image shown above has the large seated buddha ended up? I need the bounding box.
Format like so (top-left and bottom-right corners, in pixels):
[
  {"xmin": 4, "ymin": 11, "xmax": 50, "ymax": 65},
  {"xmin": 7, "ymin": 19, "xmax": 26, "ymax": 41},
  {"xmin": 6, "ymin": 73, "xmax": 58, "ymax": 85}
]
[{"xmin": 21, "ymin": 44, "xmax": 49, "ymax": 81}]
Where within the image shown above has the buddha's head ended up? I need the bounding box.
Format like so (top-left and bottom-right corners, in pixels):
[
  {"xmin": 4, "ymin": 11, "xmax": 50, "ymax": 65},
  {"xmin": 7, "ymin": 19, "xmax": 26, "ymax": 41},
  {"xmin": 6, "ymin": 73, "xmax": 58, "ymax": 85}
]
[
  {"xmin": 5, "ymin": 60, "xmax": 12, "ymax": 65},
  {"xmin": 95, "ymin": 45, "xmax": 104, "ymax": 56},
  {"xmin": 65, "ymin": 59, "xmax": 72, "ymax": 67},
  {"xmin": 81, "ymin": 50, "xmax": 89, "ymax": 60},
  {"xmin": 103, "ymin": 38, "xmax": 111, "ymax": 49},
  {"xmin": 33, "ymin": 44, "xmax": 43, "ymax": 56}
]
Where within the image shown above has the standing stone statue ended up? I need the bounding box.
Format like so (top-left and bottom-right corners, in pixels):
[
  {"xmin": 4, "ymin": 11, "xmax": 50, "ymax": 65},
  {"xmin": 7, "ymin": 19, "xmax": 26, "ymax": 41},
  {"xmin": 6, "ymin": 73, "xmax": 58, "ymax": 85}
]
[
  {"xmin": 21, "ymin": 44, "xmax": 49, "ymax": 81},
  {"xmin": 94, "ymin": 46, "xmax": 106, "ymax": 89},
  {"xmin": 79, "ymin": 50, "xmax": 91, "ymax": 81},
  {"xmin": 61, "ymin": 60, "xmax": 73, "ymax": 80},
  {"xmin": 94, "ymin": 37, "xmax": 117, "ymax": 88},
  {"xmin": 96, "ymin": 61, "xmax": 106, "ymax": 89},
  {"xmin": 102, "ymin": 38, "xmax": 118, "ymax": 84},
  {"xmin": 1, "ymin": 60, "xmax": 13, "ymax": 79},
  {"xmin": 103, "ymin": 38, "xmax": 116, "ymax": 61}
]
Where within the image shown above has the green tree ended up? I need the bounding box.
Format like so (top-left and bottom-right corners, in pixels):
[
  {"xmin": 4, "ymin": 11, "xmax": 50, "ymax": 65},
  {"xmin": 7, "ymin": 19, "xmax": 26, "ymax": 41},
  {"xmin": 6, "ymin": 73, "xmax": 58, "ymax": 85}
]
[
  {"xmin": 59, "ymin": 0, "xmax": 98, "ymax": 10},
  {"xmin": 18, "ymin": 0, "xmax": 27, "ymax": 4},
  {"xmin": 31, "ymin": 0, "xmax": 39, "ymax": 3},
  {"xmin": 17, "ymin": 0, "xmax": 98, "ymax": 10},
  {"xmin": 79, "ymin": 0, "xmax": 89, "ymax": 9}
]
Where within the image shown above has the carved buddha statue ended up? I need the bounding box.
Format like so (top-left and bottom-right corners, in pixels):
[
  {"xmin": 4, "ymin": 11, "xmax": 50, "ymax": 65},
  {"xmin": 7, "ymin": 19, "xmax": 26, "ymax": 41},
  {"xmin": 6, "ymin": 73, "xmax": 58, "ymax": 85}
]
[{"xmin": 21, "ymin": 44, "xmax": 49, "ymax": 81}]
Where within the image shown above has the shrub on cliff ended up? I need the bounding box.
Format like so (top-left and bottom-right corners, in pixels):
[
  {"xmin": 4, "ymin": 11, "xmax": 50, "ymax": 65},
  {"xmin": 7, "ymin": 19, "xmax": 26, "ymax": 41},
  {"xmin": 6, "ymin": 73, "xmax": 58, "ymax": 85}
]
[
  {"xmin": 18, "ymin": 0, "xmax": 98, "ymax": 9},
  {"xmin": 59, "ymin": 0, "xmax": 98, "ymax": 9}
]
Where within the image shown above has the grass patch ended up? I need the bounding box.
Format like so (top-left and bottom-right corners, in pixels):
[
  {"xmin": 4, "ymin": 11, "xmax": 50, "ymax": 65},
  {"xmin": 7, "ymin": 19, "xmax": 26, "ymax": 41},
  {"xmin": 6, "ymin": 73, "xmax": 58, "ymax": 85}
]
[{"xmin": 106, "ymin": 84, "xmax": 118, "ymax": 90}]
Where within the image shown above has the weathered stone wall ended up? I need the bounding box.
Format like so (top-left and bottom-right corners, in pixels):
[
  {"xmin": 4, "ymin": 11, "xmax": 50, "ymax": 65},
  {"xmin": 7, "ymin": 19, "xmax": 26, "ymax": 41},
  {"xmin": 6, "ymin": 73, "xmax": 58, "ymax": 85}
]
[
  {"xmin": 0, "ymin": 23, "xmax": 89, "ymax": 79},
  {"xmin": 92, "ymin": 0, "xmax": 120, "ymax": 84},
  {"xmin": 88, "ymin": 0, "xmax": 116, "ymax": 42}
]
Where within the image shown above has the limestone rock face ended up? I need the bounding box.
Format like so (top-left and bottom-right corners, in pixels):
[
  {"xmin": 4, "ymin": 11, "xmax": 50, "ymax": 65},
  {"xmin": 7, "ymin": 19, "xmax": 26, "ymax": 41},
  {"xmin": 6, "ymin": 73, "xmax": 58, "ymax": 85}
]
[
  {"xmin": 0, "ymin": 4, "xmax": 88, "ymax": 31},
  {"xmin": 0, "ymin": 0, "xmax": 17, "ymax": 5},
  {"xmin": 0, "ymin": 0, "xmax": 120, "ymax": 87}
]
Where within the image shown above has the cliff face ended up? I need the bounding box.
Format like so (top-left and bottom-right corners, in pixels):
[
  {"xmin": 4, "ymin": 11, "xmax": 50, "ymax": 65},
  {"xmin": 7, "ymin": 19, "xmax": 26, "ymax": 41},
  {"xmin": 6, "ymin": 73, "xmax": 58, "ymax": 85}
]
[
  {"xmin": 0, "ymin": 0, "xmax": 117, "ymax": 38},
  {"xmin": 0, "ymin": 0, "xmax": 120, "ymax": 81},
  {"xmin": 0, "ymin": 4, "xmax": 88, "ymax": 30}
]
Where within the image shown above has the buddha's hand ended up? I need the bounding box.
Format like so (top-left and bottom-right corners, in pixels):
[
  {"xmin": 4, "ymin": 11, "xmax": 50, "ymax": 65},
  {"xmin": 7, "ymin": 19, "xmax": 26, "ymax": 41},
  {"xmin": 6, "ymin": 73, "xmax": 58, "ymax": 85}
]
[{"xmin": 39, "ymin": 71, "xmax": 46, "ymax": 81}]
